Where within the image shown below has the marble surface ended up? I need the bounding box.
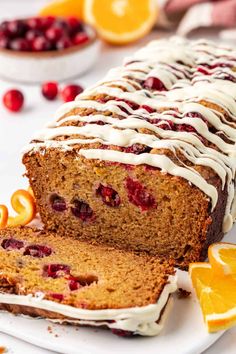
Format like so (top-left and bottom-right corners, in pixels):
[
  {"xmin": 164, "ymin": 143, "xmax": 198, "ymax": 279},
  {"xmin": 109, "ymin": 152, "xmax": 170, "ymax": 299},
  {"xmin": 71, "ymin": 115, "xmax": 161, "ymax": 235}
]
[{"xmin": 0, "ymin": 1, "xmax": 236, "ymax": 353}]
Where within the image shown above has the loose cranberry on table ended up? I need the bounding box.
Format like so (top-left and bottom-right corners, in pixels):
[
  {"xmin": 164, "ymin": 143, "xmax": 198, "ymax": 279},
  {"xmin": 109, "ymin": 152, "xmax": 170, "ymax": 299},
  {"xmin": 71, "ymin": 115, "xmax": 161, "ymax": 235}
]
[
  {"xmin": 3, "ymin": 89, "xmax": 24, "ymax": 112},
  {"xmin": 61, "ymin": 84, "xmax": 84, "ymax": 102},
  {"xmin": 42, "ymin": 82, "xmax": 58, "ymax": 100}
]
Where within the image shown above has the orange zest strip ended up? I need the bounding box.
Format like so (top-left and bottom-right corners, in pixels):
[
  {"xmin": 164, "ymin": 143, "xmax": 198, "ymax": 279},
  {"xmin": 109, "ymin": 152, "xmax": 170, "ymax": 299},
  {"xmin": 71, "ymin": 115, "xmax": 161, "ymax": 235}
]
[
  {"xmin": 27, "ymin": 186, "xmax": 35, "ymax": 199},
  {"xmin": 0, "ymin": 205, "xmax": 9, "ymax": 229},
  {"xmin": 7, "ymin": 189, "xmax": 36, "ymax": 227}
]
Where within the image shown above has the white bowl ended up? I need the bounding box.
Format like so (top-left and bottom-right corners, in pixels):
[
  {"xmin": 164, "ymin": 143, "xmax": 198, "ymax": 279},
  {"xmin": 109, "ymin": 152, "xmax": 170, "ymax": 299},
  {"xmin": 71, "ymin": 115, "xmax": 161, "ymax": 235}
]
[{"xmin": 0, "ymin": 25, "xmax": 100, "ymax": 84}]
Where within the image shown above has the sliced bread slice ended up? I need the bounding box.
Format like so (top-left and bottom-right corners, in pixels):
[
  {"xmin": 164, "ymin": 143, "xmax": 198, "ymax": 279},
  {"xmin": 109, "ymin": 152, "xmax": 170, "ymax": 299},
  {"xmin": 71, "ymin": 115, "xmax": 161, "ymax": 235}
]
[{"xmin": 0, "ymin": 226, "xmax": 176, "ymax": 336}]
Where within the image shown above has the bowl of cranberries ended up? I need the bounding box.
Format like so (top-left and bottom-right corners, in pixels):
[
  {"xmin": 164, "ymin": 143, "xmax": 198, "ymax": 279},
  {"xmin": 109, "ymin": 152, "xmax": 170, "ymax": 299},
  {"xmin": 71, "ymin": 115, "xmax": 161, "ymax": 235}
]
[{"xmin": 0, "ymin": 16, "xmax": 100, "ymax": 83}]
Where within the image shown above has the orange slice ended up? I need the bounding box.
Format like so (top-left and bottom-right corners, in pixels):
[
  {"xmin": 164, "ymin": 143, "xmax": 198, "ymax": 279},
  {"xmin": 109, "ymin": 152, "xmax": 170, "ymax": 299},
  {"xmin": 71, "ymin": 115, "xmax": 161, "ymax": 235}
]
[
  {"xmin": 189, "ymin": 262, "xmax": 236, "ymax": 332},
  {"xmin": 0, "ymin": 205, "xmax": 9, "ymax": 229},
  {"xmin": 8, "ymin": 190, "xmax": 36, "ymax": 227},
  {"xmin": 84, "ymin": 0, "xmax": 158, "ymax": 44},
  {"xmin": 39, "ymin": 0, "xmax": 84, "ymax": 19},
  {"xmin": 209, "ymin": 242, "xmax": 236, "ymax": 276}
]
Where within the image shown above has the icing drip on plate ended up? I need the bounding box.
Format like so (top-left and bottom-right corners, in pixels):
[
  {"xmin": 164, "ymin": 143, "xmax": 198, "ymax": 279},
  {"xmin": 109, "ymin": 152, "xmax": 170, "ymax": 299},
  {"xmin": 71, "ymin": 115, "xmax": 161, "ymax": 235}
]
[{"xmin": 23, "ymin": 36, "xmax": 236, "ymax": 232}]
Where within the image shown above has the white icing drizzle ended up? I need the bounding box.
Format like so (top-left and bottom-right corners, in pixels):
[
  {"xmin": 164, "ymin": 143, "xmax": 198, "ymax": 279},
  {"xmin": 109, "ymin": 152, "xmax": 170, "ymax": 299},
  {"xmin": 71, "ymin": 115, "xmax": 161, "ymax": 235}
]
[
  {"xmin": 0, "ymin": 276, "xmax": 177, "ymax": 337},
  {"xmin": 23, "ymin": 36, "xmax": 236, "ymax": 231}
]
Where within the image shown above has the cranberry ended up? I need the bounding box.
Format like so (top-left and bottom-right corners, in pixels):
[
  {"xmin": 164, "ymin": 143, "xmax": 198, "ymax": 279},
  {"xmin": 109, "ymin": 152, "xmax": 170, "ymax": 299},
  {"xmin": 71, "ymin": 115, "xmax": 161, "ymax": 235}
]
[
  {"xmin": 152, "ymin": 119, "xmax": 175, "ymax": 131},
  {"xmin": 56, "ymin": 37, "xmax": 72, "ymax": 50},
  {"xmin": 1, "ymin": 238, "xmax": 24, "ymax": 250},
  {"xmin": 219, "ymin": 73, "xmax": 236, "ymax": 83},
  {"xmin": 27, "ymin": 17, "xmax": 43, "ymax": 30},
  {"xmin": 69, "ymin": 279, "xmax": 81, "ymax": 291},
  {"xmin": 97, "ymin": 97, "xmax": 108, "ymax": 103},
  {"xmin": 73, "ymin": 32, "xmax": 89, "ymax": 46},
  {"xmin": 61, "ymin": 84, "xmax": 83, "ymax": 102},
  {"xmin": 177, "ymin": 124, "xmax": 196, "ymax": 133},
  {"xmin": 3, "ymin": 89, "xmax": 24, "ymax": 112},
  {"xmin": 185, "ymin": 112, "xmax": 209, "ymax": 126},
  {"xmin": 67, "ymin": 17, "xmax": 83, "ymax": 34},
  {"xmin": 197, "ymin": 67, "xmax": 210, "ymax": 75},
  {"xmin": 124, "ymin": 144, "xmax": 151, "ymax": 154},
  {"xmin": 10, "ymin": 38, "xmax": 30, "ymax": 51},
  {"xmin": 43, "ymin": 264, "xmax": 70, "ymax": 278},
  {"xmin": 50, "ymin": 293, "xmax": 64, "ymax": 301},
  {"xmin": 90, "ymin": 120, "xmax": 105, "ymax": 125},
  {"xmin": 31, "ymin": 36, "xmax": 51, "ymax": 51},
  {"xmin": 125, "ymin": 177, "xmax": 156, "ymax": 211},
  {"xmin": 49, "ymin": 194, "xmax": 67, "ymax": 212},
  {"xmin": 160, "ymin": 121, "xmax": 175, "ymax": 130},
  {"xmin": 0, "ymin": 29, "xmax": 7, "ymax": 38},
  {"xmin": 41, "ymin": 16, "xmax": 56, "ymax": 30},
  {"xmin": 45, "ymin": 26, "xmax": 64, "ymax": 42},
  {"xmin": 71, "ymin": 199, "xmax": 94, "ymax": 221},
  {"xmin": 111, "ymin": 329, "xmax": 134, "ymax": 337},
  {"xmin": 55, "ymin": 18, "xmax": 70, "ymax": 31},
  {"xmin": 115, "ymin": 98, "xmax": 139, "ymax": 110},
  {"xmin": 141, "ymin": 105, "xmax": 155, "ymax": 113},
  {"xmin": 185, "ymin": 112, "xmax": 203, "ymax": 119},
  {"xmin": 0, "ymin": 36, "xmax": 9, "ymax": 49},
  {"xmin": 0, "ymin": 22, "xmax": 10, "ymax": 36},
  {"xmin": 25, "ymin": 29, "xmax": 41, "ymax": 41},
  {"xmin": 68, "ymin": 276, "xmax": 82, "ymax": 291},
  {"xmin": 96, "ymin": 184, "xmax": 121, "ymax": 207},
  {"xmin": 23, "ymin": 244, "xmax": 52, "ymax": 258},
  {"xmin": 144, "ymin": 77, "xmax": 166, "ymax": 91},
  {"xmin": 42, "ymin": 82, "xmax": 58, "ymax": 100},
  {"xmin": 6, "ymin": 20, "xmax": 27, "ymax": 37}
]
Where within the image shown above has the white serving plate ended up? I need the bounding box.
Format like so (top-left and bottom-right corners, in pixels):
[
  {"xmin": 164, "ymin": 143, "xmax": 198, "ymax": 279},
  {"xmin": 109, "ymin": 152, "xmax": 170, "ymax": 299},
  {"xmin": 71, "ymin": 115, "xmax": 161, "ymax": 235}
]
[
  {"xmin": 0, "ymin": 25, "xmax": 100, "ymax": 84},
  {"xmin": 0, "ymin": 224, "xmax": 235, "ymax": 354}
]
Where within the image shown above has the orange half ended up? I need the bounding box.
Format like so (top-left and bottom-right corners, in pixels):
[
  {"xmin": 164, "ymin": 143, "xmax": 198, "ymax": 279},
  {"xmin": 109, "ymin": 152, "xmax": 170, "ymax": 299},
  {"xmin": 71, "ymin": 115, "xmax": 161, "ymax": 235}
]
[{"xmin": 84, "ymin": 0, "xmax": 158, "ymax": 44}]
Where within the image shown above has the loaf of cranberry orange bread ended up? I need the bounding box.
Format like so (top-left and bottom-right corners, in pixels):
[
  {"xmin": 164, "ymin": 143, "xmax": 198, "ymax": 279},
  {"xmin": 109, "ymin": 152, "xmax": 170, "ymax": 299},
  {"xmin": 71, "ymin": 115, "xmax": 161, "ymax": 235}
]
[
  {"xmin": 23, "ymin": 37, "xmax": 236, "ymax": 268},
  {"xmin": 0, "ymin": 226, "xmax": 176, "ymax": 336}
]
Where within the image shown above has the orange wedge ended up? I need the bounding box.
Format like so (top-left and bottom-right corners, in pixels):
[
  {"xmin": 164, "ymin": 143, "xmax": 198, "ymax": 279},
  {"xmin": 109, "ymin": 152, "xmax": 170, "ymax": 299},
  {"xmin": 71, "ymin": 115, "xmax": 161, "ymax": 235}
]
[
  {"xmin": 39, "ymin": 0, "xmax": 84, "ymax": 19},
  {"xmin": 84, "ymin": 0, "xmax": 158, "ymax": 44},
  {"xmin": 8, "ymin": 190, "xmax": 36, "ymax": 227},
  {"xmin": 189, "ymin": 262, "xmax": 236, "ymax": 332},
  {"xmin": 209, "ymin": 242, "xmax": 236, "ymax": 276},
  {"xmin": 0, "ymin": 205, "xmax": 9, "ymax": 229}
]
